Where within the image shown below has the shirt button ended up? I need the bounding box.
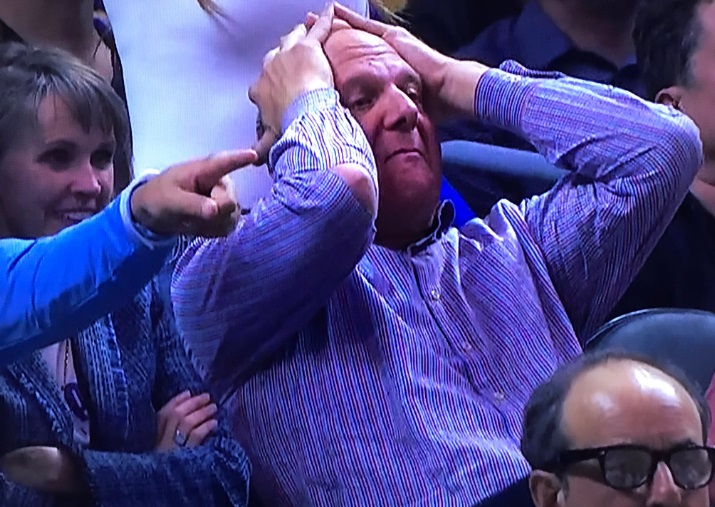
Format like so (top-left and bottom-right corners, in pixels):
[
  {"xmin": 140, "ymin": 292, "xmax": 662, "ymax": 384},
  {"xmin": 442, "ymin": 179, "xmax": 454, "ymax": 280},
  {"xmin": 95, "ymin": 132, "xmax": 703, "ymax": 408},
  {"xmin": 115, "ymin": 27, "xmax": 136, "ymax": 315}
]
[
  {"xmin": 429, "ymin": 288, "xmax": 441, "ymax": 301},
  {"xmin": 494, "ymin": 391, "xmax": 505, "ymax": 402},
  {"xmin": 462, "ymin": 342, "xmax": 473, "ymax": 352}
]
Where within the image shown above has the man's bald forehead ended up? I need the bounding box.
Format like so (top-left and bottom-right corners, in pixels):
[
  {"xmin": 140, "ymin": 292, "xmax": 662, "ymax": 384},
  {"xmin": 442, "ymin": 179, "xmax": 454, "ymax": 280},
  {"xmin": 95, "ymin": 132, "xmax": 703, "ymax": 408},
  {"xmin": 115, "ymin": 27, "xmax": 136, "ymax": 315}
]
[
  {"xmin": 325, "ymin": 27, "xmax": 386, "ymax": 49},
  {"xmin": 560, "ymin": 358, "xmax": 703, "ymax": 445},
  {"xmin": 568, "ymin": 359, "xmax": 689, "ymax": 403},
  {"xmin": 324, "ymin": 27, "xmax": 398, "ymax": 64}
]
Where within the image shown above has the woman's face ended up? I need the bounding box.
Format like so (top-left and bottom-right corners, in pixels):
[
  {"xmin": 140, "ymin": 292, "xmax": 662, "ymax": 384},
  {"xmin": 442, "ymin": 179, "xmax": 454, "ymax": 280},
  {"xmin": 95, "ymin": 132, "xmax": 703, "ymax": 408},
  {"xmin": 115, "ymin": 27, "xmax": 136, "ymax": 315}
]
[{"xmin": 0, "ymin": 95, "xmax": 115, "ymax": 239}]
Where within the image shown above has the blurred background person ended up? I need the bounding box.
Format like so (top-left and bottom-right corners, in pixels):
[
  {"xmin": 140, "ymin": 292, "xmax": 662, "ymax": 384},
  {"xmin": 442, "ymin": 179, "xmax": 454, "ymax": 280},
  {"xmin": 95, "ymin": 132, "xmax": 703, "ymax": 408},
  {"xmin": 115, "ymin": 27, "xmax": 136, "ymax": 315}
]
[
  {"xmin": 101, "ymin": 0, "xmax": 371, "ymax": 209},
  {"xmin": 608, "ymin": 0, "xmax": 715, "ymax": 320},
  {"xmin": 522, "ymin": 350, "xmax": 712, "ymax": 507}
]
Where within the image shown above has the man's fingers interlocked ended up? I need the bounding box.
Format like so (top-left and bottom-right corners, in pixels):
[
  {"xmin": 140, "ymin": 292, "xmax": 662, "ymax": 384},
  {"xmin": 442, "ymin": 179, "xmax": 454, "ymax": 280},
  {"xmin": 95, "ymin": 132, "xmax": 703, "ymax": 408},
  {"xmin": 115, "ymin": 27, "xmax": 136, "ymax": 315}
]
[
  {"xmin": 249, "ymin": 4, "xmax": 335, "ymax": 166},
  {"xmin": 280, "ymin": 24, "xmax": 308, "ymax": 49},
  {"xmin": 306, "ymin": 3, "xmax": 335, "ymax": 43}
]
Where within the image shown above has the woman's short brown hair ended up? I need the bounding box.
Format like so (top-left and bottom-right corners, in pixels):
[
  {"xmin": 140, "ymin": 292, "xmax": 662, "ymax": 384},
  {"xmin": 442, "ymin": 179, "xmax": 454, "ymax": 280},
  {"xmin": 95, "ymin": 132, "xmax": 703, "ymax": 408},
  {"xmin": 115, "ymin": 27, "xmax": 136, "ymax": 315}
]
[{"xmin": 0, "ymin": 43, "xmax": 131, "ymax": 181}]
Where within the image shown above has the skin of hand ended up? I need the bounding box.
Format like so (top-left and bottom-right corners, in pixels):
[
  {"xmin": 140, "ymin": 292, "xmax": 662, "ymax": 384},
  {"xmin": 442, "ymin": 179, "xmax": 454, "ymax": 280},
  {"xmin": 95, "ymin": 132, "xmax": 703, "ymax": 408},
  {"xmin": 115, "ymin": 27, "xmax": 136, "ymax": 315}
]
[
  {"xmin": 249, "ymin": 4, "xmax": 336, "ymax": 164},
  {"xmin": 0, "ymin": 446, "xmax": 90, "ymax": 497},
  {"xmin": 155, "ymin": 391, "xmax": 219, "ymax": 451},
  {"xmin": 308, "ymin": 3, "xmax": 489, "ymax": 122},
  {"xmin": 131, "ymin": 149, "xmax": 257, "ymax": 237}
]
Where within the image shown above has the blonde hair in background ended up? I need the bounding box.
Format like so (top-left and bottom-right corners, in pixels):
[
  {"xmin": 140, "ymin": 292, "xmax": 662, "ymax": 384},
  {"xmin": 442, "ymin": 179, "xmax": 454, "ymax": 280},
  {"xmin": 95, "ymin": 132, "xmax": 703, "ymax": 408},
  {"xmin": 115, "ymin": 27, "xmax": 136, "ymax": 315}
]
[
  {"xmin": 196, "ymin": 0, "xmax": 407, "ymax": 17},
  {"xmin": 197, "ymin": 0, "xmax": 221, "ymax": 14},
  {"xmin": 377, "ymin": 0, "xmax": 407, "ymax": 12}
]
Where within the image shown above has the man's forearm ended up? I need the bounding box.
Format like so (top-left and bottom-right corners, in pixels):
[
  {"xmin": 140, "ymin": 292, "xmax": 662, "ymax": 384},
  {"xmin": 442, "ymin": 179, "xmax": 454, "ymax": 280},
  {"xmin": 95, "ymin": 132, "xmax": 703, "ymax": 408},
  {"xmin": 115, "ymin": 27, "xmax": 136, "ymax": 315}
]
[
  {"xmin": 0, "ymin": 187, "xmax": 174, "ymax": 365},
  {"xmin": 472, "ymin": 60, "xmax": 702, "ymax": 336},
  {"xmin": 442, "ymin": 60, "xmax": 490, "ymax": 117},
  {"xmin": 473, "ymin": 60, "xmax": 701, "ymax": 180},
  {"xmin": 173, "ymin": 88, "xmax": 377, "ymax": 396}
]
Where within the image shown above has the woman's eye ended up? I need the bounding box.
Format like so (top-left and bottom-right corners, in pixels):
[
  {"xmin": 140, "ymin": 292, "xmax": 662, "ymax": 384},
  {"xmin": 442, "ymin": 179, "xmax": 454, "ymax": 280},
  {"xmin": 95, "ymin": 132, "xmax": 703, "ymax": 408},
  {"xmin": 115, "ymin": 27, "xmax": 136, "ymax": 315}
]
[
  {"xmin": 92, "ymin": 149, "xmax": 115, "ymax": 169},
  {"xmin": 40, "ymin": 149, "xmax": 73, "ymax": 169}
]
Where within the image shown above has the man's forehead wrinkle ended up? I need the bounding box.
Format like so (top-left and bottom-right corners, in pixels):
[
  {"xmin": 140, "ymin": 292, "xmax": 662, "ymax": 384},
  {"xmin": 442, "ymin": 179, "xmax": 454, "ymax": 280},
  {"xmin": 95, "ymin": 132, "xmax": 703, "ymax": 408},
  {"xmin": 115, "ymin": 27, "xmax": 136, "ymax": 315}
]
[{"xmin": 333, "ymin": 43, "xmax": 393, "ymax": 66}]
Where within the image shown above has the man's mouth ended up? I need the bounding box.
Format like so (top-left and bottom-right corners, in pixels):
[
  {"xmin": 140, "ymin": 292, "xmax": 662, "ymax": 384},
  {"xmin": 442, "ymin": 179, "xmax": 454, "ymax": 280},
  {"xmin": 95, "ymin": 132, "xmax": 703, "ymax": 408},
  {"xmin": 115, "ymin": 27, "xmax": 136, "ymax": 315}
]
[{"xmin": 384, "ymin": 148, "xmax": 424, "ymax": 162}]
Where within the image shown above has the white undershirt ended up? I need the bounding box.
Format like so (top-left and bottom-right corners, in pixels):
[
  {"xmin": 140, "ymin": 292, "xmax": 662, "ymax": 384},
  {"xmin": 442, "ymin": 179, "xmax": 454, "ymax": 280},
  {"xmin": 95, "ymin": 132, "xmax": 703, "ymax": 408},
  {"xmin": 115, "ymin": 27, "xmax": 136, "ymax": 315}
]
[
  {"xmin": 41, "ymin": 342, "xmax": 91, "ymax": 446},
  {"xmin": 103, "ymin": 0, "xmax": 370, "ymax": 207}
]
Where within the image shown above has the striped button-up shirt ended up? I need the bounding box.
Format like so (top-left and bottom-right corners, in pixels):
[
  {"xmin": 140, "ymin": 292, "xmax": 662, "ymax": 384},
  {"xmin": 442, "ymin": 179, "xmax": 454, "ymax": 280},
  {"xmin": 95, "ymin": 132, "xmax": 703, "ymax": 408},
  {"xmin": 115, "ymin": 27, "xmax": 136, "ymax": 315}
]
[{"xmin": 172, "ymin": 62, "xmax": 702, "ymax": 506}]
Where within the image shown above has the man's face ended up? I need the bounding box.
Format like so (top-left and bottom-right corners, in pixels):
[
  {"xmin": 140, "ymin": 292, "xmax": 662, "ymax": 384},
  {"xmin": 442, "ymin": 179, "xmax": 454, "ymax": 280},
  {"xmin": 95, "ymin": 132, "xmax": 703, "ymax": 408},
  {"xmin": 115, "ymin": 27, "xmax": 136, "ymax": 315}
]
[
  {"xmin": 533, "ymin": 361, "xmax": 708, "ymax": 507},
  {"xmin": 577, "ymin": 0, "xmax": 639, "ymax": 17},
  {"xmin": 324, "ymin": 29, "xmax": 443, "ymax": 248},
  {"xmin": 672, "ymin": 1, "xmax": 715, "ymax": 160}
]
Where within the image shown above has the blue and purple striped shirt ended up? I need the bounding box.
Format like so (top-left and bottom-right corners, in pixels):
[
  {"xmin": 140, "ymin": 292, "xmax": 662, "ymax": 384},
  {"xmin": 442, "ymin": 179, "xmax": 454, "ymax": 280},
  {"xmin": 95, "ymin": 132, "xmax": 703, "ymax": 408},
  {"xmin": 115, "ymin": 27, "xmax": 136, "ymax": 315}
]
[{"xmin": 172, "ymin": 62, "xmax": 702, "ymax": 506}]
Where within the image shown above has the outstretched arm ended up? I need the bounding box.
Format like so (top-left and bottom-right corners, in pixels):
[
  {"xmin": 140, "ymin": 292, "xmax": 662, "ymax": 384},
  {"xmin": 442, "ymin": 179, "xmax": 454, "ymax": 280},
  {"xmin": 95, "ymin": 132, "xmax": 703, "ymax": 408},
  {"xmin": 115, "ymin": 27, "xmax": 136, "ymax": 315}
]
[
  {"xmin": 0, "ymin": 189, "xmax": 172, "ymax": 366},
  {"xmin": 0, "ymin": 150, "xmax": 253, "ymax": 365}
]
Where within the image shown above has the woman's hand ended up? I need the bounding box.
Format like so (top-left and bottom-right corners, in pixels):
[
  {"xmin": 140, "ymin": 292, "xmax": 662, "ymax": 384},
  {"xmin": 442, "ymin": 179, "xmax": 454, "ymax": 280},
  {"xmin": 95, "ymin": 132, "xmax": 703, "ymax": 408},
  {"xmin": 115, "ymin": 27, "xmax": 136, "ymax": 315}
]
[{"xmin": 156, "ymin": 391, "xmax": 219, "ymax": 451}]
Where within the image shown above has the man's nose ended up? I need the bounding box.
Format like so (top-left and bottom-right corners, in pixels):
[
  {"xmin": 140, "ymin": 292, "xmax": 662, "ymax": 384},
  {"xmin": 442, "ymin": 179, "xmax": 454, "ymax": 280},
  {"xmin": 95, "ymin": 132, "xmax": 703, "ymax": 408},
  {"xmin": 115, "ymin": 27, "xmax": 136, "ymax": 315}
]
[
  {"xmin": 382, "ymin": 86, "xmax": 419, "ymax": 132},
  {"xmin": 646, "ymin": 462, "xmax": 684, "ymax": 507}
]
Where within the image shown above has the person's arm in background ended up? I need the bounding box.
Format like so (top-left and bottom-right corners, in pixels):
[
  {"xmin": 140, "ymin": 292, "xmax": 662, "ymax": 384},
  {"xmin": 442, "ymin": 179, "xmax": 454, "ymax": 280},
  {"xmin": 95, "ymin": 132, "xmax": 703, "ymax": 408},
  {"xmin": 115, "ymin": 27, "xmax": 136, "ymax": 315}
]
[
  {"xmin": 78, "ymin": 282, "xmax": 250, "ymax": 507},
  {"xmin": 470, "ymin": 62, "xmax": 701, "ymax": 337},
  {"xmin": 172, "ymin": 13, "xmax": 378, "ymax": 399},
  {"xmin": 0, "ymin": 150, "xmax": 253, "ymax": 365}
]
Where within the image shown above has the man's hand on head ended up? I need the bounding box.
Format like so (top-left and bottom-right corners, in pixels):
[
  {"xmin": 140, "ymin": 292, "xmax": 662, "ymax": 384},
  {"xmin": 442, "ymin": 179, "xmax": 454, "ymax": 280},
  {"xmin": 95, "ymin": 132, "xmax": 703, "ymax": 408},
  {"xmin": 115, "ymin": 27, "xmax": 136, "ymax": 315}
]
[
  {"xmin": 131, "ymin": 149, "xmax": 257, "ymax": 238},
  {"xmin": 249, "ymin": 4, "xmax": 336, "ymax": 164},
  {"xmin": 309, "ymin": 3, "xmax": 490, "ymax": 122}
]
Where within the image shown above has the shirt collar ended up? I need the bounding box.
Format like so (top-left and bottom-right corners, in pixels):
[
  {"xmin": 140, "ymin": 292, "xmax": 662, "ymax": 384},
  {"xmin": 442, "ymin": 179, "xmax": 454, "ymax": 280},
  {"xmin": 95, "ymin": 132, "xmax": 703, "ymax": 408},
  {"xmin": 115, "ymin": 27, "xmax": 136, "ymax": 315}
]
[
  {"xmin": 408, "ymin": 201, "xmax": 456, "ymax": 255},
  {"xmin": 513, "ymin": 1, "xmax": 637, "ymax": 69}
]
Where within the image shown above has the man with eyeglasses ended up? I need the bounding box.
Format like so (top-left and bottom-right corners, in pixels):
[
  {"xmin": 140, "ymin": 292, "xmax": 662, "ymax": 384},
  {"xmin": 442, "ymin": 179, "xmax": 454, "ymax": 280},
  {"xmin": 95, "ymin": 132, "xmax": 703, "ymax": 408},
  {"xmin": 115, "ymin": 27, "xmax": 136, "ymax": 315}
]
[{"xmin": 521, "ymin": 350, "xmax": 713, "ymax": 507}]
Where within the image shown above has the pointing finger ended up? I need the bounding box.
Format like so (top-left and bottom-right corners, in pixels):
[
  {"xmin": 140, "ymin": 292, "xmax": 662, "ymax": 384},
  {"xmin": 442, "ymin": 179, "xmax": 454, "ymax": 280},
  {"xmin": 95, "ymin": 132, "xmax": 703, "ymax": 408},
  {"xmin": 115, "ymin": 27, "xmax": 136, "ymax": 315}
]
[{"xmin": 192, "ymin": 150, "xmax": 258, "ymax": 193}]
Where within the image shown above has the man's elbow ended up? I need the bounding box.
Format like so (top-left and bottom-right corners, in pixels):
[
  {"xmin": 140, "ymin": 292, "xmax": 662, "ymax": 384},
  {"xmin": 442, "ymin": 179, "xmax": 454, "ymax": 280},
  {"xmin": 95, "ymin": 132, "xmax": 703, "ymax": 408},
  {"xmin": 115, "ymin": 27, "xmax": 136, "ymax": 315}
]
[
  {"xmin": 330, "ymin": 163, "xmax": 378, "ymax": 217},
  {"xmin": 654, "ymin": 109, "xmax": 703, "ymax": 175}
]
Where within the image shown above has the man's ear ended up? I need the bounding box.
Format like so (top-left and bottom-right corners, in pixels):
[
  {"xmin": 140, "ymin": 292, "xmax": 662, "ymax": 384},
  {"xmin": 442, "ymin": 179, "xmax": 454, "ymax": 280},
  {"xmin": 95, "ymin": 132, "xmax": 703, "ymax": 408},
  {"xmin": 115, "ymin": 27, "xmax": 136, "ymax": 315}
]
[
  {"xmin": 529, "ymin": 470, "xmax": 563, "ymax": 507},
  {"xmin": 655, "ymin": 86, "xmax": 685, "ymax": 110}
]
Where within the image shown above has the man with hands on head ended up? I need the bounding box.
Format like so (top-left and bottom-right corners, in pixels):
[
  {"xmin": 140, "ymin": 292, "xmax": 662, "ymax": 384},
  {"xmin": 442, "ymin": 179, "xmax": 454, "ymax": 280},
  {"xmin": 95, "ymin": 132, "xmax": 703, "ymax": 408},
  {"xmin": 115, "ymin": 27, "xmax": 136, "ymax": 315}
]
[
  {"xmin": 0, "ymin": 149, "xmax": 255, "ymax": 365},
  {"xmin": 172, "ymin": 4, "xmax": 702, "ymax": 506}
]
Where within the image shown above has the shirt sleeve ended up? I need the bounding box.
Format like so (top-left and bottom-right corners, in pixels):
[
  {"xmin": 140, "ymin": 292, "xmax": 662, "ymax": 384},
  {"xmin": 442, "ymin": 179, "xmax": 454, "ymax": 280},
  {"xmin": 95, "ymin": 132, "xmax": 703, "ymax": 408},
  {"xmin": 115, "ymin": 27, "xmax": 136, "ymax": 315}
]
[
  {"xmin": 475, "ymin": 61, "xmax": 703, "ymax": 338},
  {"xmin": 171, "ymin": 88, "xmax": 377, "ymax": 399},
  {"xmin": 0, "ymin": 180, "xmax": 174, "ymax": 366},
  {"xmin": 79, "ymin": 281, "xmax": 250, "ymax": 507}
]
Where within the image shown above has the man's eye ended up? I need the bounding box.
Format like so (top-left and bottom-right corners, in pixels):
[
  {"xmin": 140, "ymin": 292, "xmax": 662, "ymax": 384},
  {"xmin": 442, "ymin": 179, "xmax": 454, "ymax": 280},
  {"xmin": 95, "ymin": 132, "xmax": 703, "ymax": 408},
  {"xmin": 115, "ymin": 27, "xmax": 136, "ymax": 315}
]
[
  {"xmin": 406, "ymin": 87, "xmax": 422, "ymax": 102},
  {"xmin": 349, "ymin": 97, "xmax": 373, "ymax": 111}
]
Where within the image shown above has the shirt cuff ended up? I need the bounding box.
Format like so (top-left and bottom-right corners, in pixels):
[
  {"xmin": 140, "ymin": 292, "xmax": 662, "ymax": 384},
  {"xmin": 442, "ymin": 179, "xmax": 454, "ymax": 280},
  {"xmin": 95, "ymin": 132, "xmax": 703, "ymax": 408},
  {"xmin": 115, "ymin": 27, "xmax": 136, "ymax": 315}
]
[
  {"xmin": 281, "ymin": 88, "xmax": 341, "ymax": 132},
  {"xmin": 474, "ymin": 60, "xmax": 549, "ymax": 135},
  {"xmin": 119, "ymin": 170, "xmax": 177, "ymax": 250}
]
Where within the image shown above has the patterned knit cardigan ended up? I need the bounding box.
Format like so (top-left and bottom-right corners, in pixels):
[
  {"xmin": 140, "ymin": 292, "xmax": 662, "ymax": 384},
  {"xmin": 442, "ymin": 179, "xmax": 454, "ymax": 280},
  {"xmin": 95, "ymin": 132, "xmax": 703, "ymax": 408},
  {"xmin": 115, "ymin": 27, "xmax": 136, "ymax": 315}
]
[{"xmin": 0, "ymin": 279, "xmax": 250, "ymax": 507}]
